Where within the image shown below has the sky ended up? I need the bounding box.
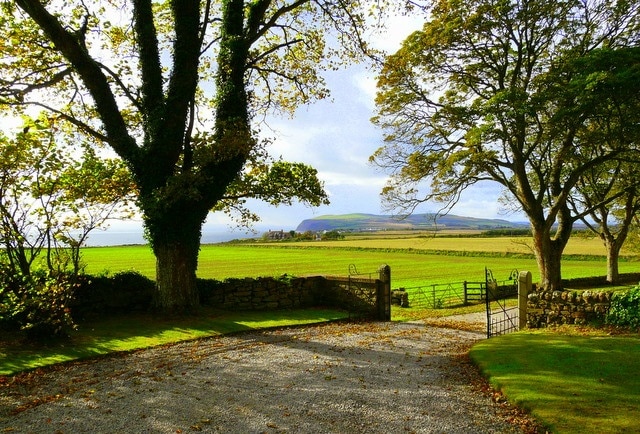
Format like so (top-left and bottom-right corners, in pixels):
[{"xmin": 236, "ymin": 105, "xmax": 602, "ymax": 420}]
[
  {"xmin": 99, "ymin": 12, "xmax": 522, "ymax": 242},
  {"xmin": 205, "ymin": 13, "xmax": 520, "ymax": 235}
]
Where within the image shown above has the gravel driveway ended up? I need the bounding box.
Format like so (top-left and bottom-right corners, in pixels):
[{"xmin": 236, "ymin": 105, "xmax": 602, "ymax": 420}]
[{"xmin": 1, "ymin": 320, "xmax": 538, "ymax": 433}]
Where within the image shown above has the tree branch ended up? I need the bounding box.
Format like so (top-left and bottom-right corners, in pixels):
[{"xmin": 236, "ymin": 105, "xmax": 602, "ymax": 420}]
[
  {"xmin": 247, "ymin": 0, "xmax": 309, "ymax": 44},
  {"xmin": 14, "ymin": 0, "xmax": 140, "ymax": 166},
  {"xmin": 161, "ymin": 0, "xmax": 202, "ymax": 162},
  {"xmin": 132, "ymin": 0, "xmax": 164, "ymax": 141}
]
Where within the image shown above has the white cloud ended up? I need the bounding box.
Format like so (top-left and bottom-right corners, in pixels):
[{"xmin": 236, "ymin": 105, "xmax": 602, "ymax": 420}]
[
  {"xmin": 319, "ymin": 170, "xmax": 385, "ymax": 187},
  {"xmin": 368, "ymin": 13, "xmax": 425, "ymax": 53},
  {"xmin": 352, "ymin": 71, "xmax": 379, "ymax": 111}
]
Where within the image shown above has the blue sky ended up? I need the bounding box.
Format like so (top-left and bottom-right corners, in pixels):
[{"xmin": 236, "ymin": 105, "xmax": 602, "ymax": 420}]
[
  {"xmin": 0, "ymin": 12, "xmax": 522, "ymax": 243},
  {"xmin": 229, "ymin": 67, "xmax": 515, "ymax": 232}
]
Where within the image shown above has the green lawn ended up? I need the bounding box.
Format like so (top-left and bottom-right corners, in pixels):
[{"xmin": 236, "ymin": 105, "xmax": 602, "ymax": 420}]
[{"xmin": 470, "ymin": 328, "xmax": 640, "ymax": 434}]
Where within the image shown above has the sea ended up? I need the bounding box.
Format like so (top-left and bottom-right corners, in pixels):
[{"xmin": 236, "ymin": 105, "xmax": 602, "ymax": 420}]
[{"xmin": 82, "ymin": 229, "xmax": 264, "ymax": 247}]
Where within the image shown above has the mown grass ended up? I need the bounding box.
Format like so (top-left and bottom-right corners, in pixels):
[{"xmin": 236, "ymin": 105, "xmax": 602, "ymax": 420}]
[
  {"xmin": 470, "ymin": 328, "xmax": 640, "ymax": 434},
  {"xmin": 0, "ymin": 308, "xmax": 348, "ymax": 376}
]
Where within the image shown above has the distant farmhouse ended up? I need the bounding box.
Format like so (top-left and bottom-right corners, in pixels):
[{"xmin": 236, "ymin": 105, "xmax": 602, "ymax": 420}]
[{"xmin": 264, "ymin": 230, "xmax": 292, "ymax": 241}]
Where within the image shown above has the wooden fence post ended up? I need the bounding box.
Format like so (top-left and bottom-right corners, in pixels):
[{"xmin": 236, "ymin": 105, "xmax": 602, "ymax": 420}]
[
  {"xmin": 378, "ymin": 264, "xmax": 391, "ymax": 321},
  {"xmin": 518, "ymin": 271, "xmax": 532, "ymax": 330},
  {"xmin": 463, "ymin": 281, "xmax": 468, "ymax": 304}
]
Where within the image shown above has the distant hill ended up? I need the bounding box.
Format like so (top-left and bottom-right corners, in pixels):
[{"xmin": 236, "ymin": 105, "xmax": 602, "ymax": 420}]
[{"xmin": 295, "ymin": 213, "xmax": 528, "ymax": 232}]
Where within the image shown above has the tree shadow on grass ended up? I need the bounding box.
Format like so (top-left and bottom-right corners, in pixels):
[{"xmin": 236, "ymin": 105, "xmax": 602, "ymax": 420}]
[
  {"xmin": 470, "ymin": 332, "xmax": 640, "ymax": 433},
  {"xmin": 0, "ymin": 307, "xmax": 348, "ymax": 376}
]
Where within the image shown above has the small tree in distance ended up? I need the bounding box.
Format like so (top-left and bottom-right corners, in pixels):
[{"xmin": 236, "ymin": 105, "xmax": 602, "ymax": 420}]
[
  {"xmin": 569, "ymin": 160, "xmax": 640, "ymax": 284},
  {"xmin": 322, "ymin": 230, "xmax": 344, "ymax": 240}
]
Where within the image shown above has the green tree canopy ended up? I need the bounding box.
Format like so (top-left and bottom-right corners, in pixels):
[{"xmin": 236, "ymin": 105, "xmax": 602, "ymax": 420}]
[
  {"xmin": 0, "ymin": 115, "xmax": 135, "ymax": 276},
  {"xmin": 371, "ymin": 0, "xmax": 640, "ymax": 290}
]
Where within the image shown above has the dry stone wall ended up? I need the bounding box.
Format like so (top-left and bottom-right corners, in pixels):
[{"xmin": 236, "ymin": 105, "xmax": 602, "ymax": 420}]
[
  {"xmin": 198, "ymin": 273, "xmax": 389, "ymax": 320},
  {"xmin": 525, "ymin": 273, "xmax": 640, "ymax": 327},
  {"xmin": 527, "ymin": 288, "xmax": 613, "ymax": 327},
  {"xmin": 319, "ymin": 276, "xmax": 380, "ymax": 315},
  {"xmin": 200, "ymin": 276, "xmax": 322, "ymax": 310}
]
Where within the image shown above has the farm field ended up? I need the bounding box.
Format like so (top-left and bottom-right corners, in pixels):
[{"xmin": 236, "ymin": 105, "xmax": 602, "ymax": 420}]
[
  {"xmin": 81, "ymin": 232, "xmax": 639, "ymax": 290},
  {"xmin": 277, "ymin": 233, "xmax": 631, "ymax": 257}
]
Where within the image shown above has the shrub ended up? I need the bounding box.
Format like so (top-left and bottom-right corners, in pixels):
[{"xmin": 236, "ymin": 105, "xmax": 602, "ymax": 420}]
[
  {"xmin": 321, "ymin": 230, "xmax": 345, "ymax": 240},
  {"xmin": 0, "ymin": 267, "xmax": 77, "ymax": 340},
  {"xmin": 72, "ymin": 271, "xmax": 154, "ymax": 318},
  {"xmin": 606, "ymin": 284, "xmax": 640, "ymax": 328}
]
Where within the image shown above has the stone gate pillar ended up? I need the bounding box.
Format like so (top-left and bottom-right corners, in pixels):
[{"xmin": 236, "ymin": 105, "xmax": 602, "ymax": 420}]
[
  {"xmin": 378, "ymin": 264, "xmax": 391, "ymax": 321},
  {"xmin": 518, "ymin": 271, "xmax": 532, "ymax": 329}
]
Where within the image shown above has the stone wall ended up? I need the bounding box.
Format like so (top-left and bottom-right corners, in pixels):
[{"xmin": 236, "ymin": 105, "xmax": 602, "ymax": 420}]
[
  {"xmin": 199, "ymin": 276, "xmax": 322, "ymax": 310},
  {"xmin": 319, "ymin": 276, "xmax": 381, "ymax": 316},
  {"xmin": 526, "ymin": 289, "xmax": 613, "ymax": 327},
  {"xmin": 524, "ymin": 273, "xmax": 640, "ymax": 328},
  {"xmin": 198, "ymin": 271, "xmax": 390, "ymax": 320}
]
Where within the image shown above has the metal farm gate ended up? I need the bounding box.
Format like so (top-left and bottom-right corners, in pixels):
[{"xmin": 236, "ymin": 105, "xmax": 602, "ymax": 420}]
[
  {"xmin": 343, "ymin": 264, "xmax": 391, "ymax": 321},
  {"xmin": 485, "ymin": 268, "xmax": 520, "ymax": 338}
]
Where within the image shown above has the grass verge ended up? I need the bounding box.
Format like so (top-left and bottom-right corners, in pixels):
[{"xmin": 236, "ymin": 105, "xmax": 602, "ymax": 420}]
[
  {"xmin": 0, "ymin": 307, "xmax": 348, "ymax": 376},
  {"xmin": 470, "ymin": 327, "xmax": 640, "ymax": 433}
]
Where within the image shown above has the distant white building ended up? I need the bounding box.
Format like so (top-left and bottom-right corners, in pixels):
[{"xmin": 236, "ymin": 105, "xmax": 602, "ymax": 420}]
[{"xmin": 264, "ymin": 230, "xmax": 291, "ymax": 240}]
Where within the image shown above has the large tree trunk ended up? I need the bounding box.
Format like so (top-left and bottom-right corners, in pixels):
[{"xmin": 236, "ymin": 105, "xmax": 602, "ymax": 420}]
[
  {"xmin": 604, "ymin": 236, "xmax": 621, "ymax": 284},
  {"xmin": 140, "ymin": 0, "xmax": 249, "ymax": 314},
  {"xmin": 531, "ymin": 231, "xmax": 566, "ymax": 291},
  {"xmin": 530, "ymin": 210, "xmax": 573, "ymax": 291},
  {"xmin": 145, "ymin": 206, "xmax": 207, "ymax": 313},
  {"xmin": 153, "ymin": 237, "xmax": 200, "ymax": 312}
]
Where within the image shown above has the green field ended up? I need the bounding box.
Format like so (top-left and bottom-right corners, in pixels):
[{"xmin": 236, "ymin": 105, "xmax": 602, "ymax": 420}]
[
  {"xmin": 290, "ymin": 234, "xmax": 625, "ymax": 256},
  {"xmin": 80, "ymin": 233, "xmax": 640, "ymax": 290}
]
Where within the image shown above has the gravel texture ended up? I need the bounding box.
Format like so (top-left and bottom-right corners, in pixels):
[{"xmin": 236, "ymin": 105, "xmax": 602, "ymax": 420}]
[{"xmin": 1, "ymin": 320, "xmax": 535, "ymax": 434}]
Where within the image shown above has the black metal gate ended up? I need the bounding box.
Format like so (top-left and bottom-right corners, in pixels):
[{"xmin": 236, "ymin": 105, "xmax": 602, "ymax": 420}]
[
  {"xmin": 485, "ymin": 268, "xmax": 520, "ymax": 338},
  {"xmin": 345, "ymin": 264, "xmax": 391, "ymax": 321}
]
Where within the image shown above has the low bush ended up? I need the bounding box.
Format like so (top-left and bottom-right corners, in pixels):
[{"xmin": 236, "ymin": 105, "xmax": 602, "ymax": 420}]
[
  {"xmin": 72, "ymin": 271, "xmax": 155, "ymax": 319},
  {"xmin": 0, "ymin": 266, "xmax": 77, "ymax": 340},
  {"xmin": 1, "ymin": 270, "xmax": 155, "ymax": 336},
  {"xmin": 606, "ymin": 284, "xmax": 640, "ymax": 328}
]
